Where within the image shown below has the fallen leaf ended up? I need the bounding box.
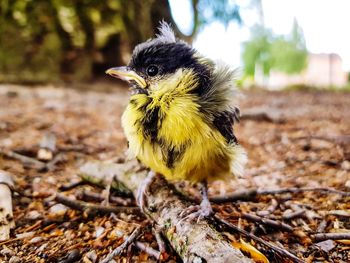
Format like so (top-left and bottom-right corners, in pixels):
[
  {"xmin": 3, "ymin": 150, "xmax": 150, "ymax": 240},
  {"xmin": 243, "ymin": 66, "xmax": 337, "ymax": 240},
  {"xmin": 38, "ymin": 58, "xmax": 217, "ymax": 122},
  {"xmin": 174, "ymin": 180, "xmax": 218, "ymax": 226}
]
[
  {"xmin": 314, "ymin": 240, "xmax": 336, "ymax": 252},
  {"xmin": 232, "ymin": 239, "xmax": 269, "ymax": 263},
  {"xmin": 336, "ymin": 240, "xmax": 350, "ymax": 245}
]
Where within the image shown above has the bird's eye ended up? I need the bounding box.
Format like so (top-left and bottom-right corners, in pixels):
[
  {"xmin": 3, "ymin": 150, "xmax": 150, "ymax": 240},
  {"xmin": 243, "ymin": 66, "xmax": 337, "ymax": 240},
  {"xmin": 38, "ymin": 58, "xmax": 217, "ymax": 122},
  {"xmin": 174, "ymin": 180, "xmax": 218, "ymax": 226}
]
[{"xmin": 146, "ymin": 65, "xmax": 158, "ymax": 77}]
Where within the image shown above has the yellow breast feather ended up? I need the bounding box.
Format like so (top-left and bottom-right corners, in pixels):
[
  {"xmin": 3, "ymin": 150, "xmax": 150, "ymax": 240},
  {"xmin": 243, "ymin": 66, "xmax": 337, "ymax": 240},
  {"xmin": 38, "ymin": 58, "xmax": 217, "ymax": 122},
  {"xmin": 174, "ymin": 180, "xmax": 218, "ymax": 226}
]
[{"xmin": 122, "ymin": 69, "xmax": 246, "ymax": 183}]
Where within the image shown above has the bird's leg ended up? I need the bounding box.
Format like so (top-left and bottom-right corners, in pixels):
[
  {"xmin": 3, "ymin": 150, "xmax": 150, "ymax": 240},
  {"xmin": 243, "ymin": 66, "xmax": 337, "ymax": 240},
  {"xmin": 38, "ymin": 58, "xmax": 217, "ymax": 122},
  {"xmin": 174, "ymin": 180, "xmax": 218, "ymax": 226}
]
[
  {"xmin": 136, "ymin": 170, "xmax": 156, "ymax": 213},
  {"xmin": 179, "ymin": 180, "xmax": 214, "ymax": 222},
  {"xmin": 198, "ymin": 180, "xmax": 214, "ymax": 216},
  {"xmin": 101, "ymin": 173, "xmax": 114, "ymax": 206}
]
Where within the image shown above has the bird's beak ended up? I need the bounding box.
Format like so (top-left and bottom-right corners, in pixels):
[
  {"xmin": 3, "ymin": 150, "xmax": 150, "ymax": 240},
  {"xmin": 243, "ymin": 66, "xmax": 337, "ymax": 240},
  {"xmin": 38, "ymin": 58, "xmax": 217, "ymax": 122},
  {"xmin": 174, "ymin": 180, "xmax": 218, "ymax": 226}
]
[{"xmin": 105, "ymin": 67, "xmax": 147, "ymax": 88}]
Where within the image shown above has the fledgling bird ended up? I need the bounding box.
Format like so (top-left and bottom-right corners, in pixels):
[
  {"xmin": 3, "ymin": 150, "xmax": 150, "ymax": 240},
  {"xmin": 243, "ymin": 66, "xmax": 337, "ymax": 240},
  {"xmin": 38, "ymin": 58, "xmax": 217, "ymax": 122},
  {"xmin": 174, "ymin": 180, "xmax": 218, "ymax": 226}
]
[{"xmin": 106, "ymin": 22, "xmax": 246, "ymax": 218}]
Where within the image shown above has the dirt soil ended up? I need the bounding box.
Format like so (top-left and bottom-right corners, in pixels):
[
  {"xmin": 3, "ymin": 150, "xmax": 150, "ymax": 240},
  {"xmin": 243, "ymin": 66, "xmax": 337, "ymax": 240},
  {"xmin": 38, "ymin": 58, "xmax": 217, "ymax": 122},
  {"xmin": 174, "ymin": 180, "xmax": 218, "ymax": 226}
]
[{"xmin": 0, "ymin": 84, "xmax": 349, "ymax": 263}]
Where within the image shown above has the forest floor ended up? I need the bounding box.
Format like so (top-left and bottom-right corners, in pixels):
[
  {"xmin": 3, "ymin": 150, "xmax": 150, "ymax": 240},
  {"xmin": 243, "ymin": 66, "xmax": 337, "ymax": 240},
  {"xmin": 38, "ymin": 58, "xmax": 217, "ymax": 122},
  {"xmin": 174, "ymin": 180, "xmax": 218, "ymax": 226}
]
[{"xmin": 0, "ymin": 84, "xmax": 349, "ymax": 263}]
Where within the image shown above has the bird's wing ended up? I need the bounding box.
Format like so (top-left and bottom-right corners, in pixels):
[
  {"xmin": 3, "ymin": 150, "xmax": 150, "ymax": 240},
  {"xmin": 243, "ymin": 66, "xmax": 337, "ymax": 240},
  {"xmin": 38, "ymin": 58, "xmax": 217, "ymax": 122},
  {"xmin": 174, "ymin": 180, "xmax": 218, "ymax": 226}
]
[
  {"xmin": 213, "ymin": 108, "xmax": 239, "ymax": 144},
  {"xmin": 198, "ymin": 61, "xmax": 239, "ymax": 115}
]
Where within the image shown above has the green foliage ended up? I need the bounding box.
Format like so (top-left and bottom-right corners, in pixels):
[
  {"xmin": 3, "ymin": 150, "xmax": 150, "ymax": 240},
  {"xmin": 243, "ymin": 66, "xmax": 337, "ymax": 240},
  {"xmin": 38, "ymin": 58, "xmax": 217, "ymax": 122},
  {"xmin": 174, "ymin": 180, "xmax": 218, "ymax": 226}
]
[
  {"xmin": 242, "ymin": 25, "xmax": 274, "ymax": 77},
  {"xmin": 0, "ymin": 0, "xmax": 155, "ymax": 82},
  {"xmin": 242, "ymin": 20, "xmax": 308, "ymax": 78}
]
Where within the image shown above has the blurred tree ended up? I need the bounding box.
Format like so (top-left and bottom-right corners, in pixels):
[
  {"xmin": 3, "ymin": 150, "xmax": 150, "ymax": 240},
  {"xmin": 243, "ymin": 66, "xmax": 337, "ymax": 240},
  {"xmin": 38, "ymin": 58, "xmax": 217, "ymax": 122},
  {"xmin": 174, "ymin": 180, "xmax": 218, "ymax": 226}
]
[
  {"xmin": 241, "ymin": 25, "xmax": 273, "ymax": 77},
  {"xmin": 270, "ymin": 19, "xmax": 307, "ymax": 74},
  {"xmin": 242, "ymin": 19, "xmax": 307, "ymax": 79},
  {"xmin": 0, "ymin": 0, "xmax": 241, "ymax": 83}
]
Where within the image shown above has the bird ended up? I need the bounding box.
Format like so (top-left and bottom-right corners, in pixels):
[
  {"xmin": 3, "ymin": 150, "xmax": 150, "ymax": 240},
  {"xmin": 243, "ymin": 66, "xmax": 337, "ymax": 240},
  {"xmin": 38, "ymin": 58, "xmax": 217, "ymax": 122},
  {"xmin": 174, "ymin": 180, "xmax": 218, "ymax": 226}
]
[{"xmin": 106, "ymin": 21, "xmax": 246, "ymax": 218}]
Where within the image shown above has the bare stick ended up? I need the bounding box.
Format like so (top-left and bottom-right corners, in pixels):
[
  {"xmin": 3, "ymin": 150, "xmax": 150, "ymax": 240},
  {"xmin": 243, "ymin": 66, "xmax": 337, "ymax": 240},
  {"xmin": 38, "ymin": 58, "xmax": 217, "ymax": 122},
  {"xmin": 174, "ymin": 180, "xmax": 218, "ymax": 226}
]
[
  {"xmin": 0, "ymin": 149, "xmax": 46, "ymax": 170},
  {"xmin": 211, "ymin": 187, "xmax": 350, "ymax": 203},
  {"xmin": 282, "ymin": 209, "xmax": 305, "ymax": 220},
  {"xmin": 240, "ymin": 212, "xmax": 293, "ymax": 232},
  {"xmin": 256, "ymin": 198, "xmax": 279, "ymax": 216},
  {"xmin": 0, "ymin": 149, "xmax": 66, "ymax": 172},
  {"xmin": 312, "ymin": 233, "xmax": 350, "ymax": 242},
  {"xmin": 153, "ymin": 225, "xmax": 166, "ymax": 253},
  {"xmin": 59, "ymin": 180, "xmax": 86, "ymax": 191},
  {"xmin": 100, "ymin": 226, "xmax": 143, "ymax": 263},
  {"xmin": 258, "ymin": 187, "xmax": 350, "ymax": 196},
  {"xmin": 215, "ymin": 215, "xmax": 304, "ymax": 263},
  {"xmin": 54, "ymin": 194, "xmax": 140, "ymax": 216},
  {"xmin": 77, "ymin": 190, "xmax": 135, "ymax": 206},
  {"xmin": 316, "ymin": 220, "xmax": 327, "ymax": 233},
  {"xmin": 210, "ymin": 189, "xmax": 258, "ymax": 203},
  {"xmin": 135, "ymin": 241, "xmax": 161, "ymax": 260},
  {"xmin": 44, "ymin": 153, "xmax": 66, "ymax": 172}
]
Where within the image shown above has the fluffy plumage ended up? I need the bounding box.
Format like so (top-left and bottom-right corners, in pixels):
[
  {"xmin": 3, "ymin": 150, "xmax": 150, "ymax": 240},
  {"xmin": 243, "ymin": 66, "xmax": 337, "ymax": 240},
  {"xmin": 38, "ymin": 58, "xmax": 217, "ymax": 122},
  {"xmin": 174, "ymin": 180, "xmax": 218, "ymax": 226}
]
[{"xmin": 108, "ymin": 22, "xmax": 246, "ymax": 184}]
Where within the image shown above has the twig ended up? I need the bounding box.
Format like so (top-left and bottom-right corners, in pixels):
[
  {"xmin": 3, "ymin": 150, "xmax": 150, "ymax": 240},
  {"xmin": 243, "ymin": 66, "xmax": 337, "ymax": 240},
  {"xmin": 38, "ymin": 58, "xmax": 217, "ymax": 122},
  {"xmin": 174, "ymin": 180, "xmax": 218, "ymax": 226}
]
[
  {"xmin": 0, "ymin": 149, "xmax": 46, "ymax": 170},
  {"xmin": 258, "ymin": 187, "xmax": 350, "ymax": 196},
  {"xmin": 316, "ymin": 220, "xmax": 328, "ymax": 233},
  {"xmin": 256, "ymin": 198, "xmax": 278, "ymax": 216},
  {"xmin": 312, "ymin": 233, "xmax": 350, "ymax": 242},
  {"xmin": 44, "ymin": 153, "xmax": 66, "ymax": 172},
  {"xmin": 135, "ymin": 241, "xmax": 161, "ymax": 260},
  {"xmin": 153, "ymin": 225, "xmax": 166, "ymax": 253},
  {"xmin": 240, "ymin": 212, "xmax": 293, "ymax": 232},
  {"xmin": 210, "ymin": 189, "xmax": 258, "ymax": 203},
  {"xmin": 0, "ymin": 149, "xmax": 66, "ymax": 172},
  {"xmin": 99, "ymin": 226, "xmax": 143, "ymax": 263},
  {"xmin": 327, "ymin": 210, "xmax": 350, "ymax": 218},
  {"xmin": 54, "ymin": 194, "xmax": 140, "ymax": 216},
  {"xmin": 282, "ymin": 209, "xmax": 305, "ymax": 220},
  {"xmin": 126, "ymin": 243, "xmax": 134, "ymax": 263},
  {"xmin": 59, "ymin": 180, "xmax": 86, "ymax": 191},
  {"xmin": 215, "ymin": 215, "xmax": 304, "ymax": 263},
  {"xmin": 77, "ymin": 190, "xmax": 135, "ymax": 206},
  {"xmin": 211, "ymin": 187, "xmax": 350, "ymax": 203}
]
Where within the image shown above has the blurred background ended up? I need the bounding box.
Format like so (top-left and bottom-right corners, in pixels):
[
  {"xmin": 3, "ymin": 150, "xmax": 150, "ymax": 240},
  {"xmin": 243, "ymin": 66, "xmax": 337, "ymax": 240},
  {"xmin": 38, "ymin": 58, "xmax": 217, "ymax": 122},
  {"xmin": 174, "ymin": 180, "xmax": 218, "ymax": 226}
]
[{"xmin": 1, "ymin": 0, "xmax": 349, "ymax": 90}]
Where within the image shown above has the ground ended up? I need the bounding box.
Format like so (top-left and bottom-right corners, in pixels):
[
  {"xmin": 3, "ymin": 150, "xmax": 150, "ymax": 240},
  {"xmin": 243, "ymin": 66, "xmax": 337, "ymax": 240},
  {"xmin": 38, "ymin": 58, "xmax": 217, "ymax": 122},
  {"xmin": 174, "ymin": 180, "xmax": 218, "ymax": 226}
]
[{"xmin": 0, "ymin": 84, "xmax": 349, "ymax": 262}]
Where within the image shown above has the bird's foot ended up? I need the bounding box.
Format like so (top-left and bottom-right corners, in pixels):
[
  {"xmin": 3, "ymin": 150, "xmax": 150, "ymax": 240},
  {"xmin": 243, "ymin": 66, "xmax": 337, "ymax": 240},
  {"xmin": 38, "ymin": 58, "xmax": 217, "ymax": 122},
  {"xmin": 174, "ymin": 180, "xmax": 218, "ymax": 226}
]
[
  {"xmin": 100, "ymin": 183, "xmax": 111, "ymax": 206},
  {"xmin": 136, "ymin": 170, "xmax": 156, "ymax": 213},
  {"xmin": 179, "ymin": 198, "xmax": 214, "ymax": 223}
]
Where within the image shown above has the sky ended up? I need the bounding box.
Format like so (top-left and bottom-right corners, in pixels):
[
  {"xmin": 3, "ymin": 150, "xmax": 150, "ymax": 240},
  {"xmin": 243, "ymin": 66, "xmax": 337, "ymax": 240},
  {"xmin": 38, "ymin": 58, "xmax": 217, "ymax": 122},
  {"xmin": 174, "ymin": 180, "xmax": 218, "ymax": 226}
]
[{"xmin": 169, "ymin": 0, "xmax": 350, "ymax": 71}]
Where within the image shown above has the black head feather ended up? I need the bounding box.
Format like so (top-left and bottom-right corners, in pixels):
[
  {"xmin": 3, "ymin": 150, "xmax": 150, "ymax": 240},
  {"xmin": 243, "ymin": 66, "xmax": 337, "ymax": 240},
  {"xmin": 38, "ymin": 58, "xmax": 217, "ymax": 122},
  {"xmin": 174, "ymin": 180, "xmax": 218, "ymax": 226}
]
[{"xmin": 127, "ymin": 23, "xmax": 212, "ymax": 94}]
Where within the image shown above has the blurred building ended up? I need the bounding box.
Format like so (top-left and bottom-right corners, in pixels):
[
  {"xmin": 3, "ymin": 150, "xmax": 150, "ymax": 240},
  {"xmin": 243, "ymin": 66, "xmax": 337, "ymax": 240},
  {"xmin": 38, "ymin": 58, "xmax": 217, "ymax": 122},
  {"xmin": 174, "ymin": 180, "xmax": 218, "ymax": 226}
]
[{"xmin": 265, "ymin": 53, "xmax": 348, "ymax": 89}]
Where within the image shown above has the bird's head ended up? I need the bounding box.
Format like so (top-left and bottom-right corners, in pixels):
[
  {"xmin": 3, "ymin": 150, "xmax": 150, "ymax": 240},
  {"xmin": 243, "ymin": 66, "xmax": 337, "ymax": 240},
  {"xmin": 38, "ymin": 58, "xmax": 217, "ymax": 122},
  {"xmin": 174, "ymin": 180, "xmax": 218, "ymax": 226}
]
[{"xmin": 106, "ymin": 21, "xmax": 212, "ymax": 95}]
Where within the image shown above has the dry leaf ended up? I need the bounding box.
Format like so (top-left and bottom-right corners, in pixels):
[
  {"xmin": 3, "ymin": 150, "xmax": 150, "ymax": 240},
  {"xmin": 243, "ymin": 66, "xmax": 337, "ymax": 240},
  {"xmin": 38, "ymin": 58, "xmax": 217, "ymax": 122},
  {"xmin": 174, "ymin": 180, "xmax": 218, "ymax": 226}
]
[
  {"xmin": 336, "ymin": 240, "xmax": 350, "ymax": 245},
  {"xmin": 232, "ymin": 239, "xmax": 269, "ymax": 263}
]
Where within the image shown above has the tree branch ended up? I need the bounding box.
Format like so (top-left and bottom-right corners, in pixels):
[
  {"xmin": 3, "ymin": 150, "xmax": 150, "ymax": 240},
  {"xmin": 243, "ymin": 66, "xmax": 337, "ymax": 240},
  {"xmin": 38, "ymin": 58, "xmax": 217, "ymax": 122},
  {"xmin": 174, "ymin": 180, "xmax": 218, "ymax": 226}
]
[
  {"xmin": 79, "ymin": 161, "xmax": 253, "ymax": 262},
  {"xmin": 312, "ymin": 233, "xmax": 350, "ymax": 242},
  {"xmin": 100, "ymin": 226, "xmax": 143, "ymax": 263}
]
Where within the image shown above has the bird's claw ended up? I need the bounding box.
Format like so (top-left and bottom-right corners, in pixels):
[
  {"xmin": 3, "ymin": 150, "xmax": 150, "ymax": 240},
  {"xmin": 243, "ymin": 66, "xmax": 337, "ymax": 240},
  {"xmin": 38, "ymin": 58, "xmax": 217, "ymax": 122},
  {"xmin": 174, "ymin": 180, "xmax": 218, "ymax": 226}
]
[
  {"xmin": 136, "ymin": 171, "xmax": 156, "ymax": 213},
  {"xmin": 179, "ymin": 202, "xmax": 214, "ymax": 223}
]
